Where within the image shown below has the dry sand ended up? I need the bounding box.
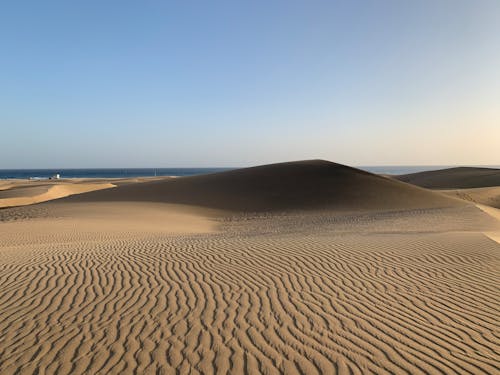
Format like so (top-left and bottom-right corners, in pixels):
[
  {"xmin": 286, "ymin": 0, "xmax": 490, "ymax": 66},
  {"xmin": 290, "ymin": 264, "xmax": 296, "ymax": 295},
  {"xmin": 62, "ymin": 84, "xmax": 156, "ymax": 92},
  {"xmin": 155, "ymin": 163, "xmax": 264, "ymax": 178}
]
[
  {"xmin": 475, "ymin": 204, "xmax": 500, "ymax": 244},
  {"xmin": 0, "ymin": 160, "xmax": 499, "ymax": 374},
  {"xmin": 441, "ymin": 186, "xmax": 500, "ymax": 209},
  {"xmin": 0, "ymin": 180, "xmax": 116, "ymax": 208},
  {"xmin": 0, "ymin": 176, "xmax": 172, "ymax": 209}
]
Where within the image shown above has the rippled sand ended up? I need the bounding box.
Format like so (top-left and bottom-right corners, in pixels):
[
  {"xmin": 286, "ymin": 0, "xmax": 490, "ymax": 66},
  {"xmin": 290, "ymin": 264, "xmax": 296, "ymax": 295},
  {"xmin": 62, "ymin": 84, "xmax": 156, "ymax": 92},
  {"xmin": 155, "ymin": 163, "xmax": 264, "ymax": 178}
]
[{"xmin": 1, "ymin": 204, "xmax": 499, "ymax": 374}]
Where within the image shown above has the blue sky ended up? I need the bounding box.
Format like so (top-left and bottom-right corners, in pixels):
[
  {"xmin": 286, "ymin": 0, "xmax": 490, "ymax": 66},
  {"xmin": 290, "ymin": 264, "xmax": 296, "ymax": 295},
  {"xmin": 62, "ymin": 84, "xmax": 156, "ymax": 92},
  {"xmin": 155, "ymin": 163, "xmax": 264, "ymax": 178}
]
[{"xmin": 1, "ymin": 1, "xmax": 499, "ymax": 167}]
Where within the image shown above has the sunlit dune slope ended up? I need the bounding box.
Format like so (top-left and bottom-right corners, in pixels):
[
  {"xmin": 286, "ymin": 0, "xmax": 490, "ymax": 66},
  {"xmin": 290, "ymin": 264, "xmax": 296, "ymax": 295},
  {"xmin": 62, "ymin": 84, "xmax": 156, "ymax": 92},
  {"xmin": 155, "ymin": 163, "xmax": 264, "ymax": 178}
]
[
  {"xmin": 442, "ymin": 186, "xmax": 500, "ymax": 209},
  {"xmin": 0, "ymin": 182, "xmax": 115, "ymax": 208}
]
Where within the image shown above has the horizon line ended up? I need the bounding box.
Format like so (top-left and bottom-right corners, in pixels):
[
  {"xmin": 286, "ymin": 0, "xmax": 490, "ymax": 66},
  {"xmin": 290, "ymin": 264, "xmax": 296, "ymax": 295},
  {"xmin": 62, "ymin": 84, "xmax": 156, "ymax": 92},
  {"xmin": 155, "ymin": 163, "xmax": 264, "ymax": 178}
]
[{"xmin": 1, "ymin": 164, "xmax": 500, "ymax": 170}]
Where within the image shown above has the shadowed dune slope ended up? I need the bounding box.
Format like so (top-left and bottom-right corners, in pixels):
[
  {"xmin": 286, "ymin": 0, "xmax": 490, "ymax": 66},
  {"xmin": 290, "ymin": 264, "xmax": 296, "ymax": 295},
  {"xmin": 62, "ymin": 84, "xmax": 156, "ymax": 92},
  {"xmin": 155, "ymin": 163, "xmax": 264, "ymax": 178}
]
[
  {"xmin": 59, "ymin": 160, "xmax": 461, "ymax": 212},
  {"xmin": 396, "ymin": 167, "xmax": 500, "ymax": 189}
]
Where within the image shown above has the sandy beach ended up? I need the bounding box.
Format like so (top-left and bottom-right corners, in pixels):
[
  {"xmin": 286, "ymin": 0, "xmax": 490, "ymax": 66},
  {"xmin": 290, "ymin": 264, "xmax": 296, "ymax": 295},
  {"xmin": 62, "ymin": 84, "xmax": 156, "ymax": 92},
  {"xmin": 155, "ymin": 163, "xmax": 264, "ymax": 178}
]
[{"xmin": 0, "ymin": 160, "xmax": 499, "ymax": 374}]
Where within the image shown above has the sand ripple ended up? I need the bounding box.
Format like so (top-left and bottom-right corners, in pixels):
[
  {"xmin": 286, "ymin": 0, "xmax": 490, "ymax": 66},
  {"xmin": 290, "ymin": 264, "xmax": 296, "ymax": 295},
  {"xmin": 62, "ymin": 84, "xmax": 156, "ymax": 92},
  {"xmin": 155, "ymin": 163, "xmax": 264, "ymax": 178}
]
[{"xmin": 1, "ymin": 224, "xmax": 498, "ymax": 374}]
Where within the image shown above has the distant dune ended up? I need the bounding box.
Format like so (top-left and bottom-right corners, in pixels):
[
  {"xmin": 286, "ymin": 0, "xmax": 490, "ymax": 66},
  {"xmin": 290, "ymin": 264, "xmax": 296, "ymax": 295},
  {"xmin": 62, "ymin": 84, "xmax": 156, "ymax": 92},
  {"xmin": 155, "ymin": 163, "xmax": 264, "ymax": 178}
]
[
  {"xmin": 0, "ymin": 181, "xmax": 115, "ymax": 208},
  {"xmin": 396, "ymin": 166, "xmax": 500, "ymax": 189},
  {"xmin": 61, "ymin": 160, "xmax": 461, "ymax": 212}
]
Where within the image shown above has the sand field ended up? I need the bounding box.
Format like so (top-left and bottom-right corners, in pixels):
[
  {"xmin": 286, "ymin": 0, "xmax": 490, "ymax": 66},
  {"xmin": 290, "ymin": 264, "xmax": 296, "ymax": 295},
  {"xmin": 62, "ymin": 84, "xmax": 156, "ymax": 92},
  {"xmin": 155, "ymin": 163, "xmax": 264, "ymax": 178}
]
[{"xmin": 0, "ymin": 161, "xmax": 499, "ymax": 374}]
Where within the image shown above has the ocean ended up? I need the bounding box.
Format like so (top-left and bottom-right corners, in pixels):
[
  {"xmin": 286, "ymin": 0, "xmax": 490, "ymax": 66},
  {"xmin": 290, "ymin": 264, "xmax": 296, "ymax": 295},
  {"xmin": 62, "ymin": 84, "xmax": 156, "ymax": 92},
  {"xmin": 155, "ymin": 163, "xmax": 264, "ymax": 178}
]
[
  {"xmin": 0, "ymin": 168, "xmax": 230, "ymax": 180},
  {"xmin": 0, "ymin": 166, "xmax": 498, "ymax": 179}
]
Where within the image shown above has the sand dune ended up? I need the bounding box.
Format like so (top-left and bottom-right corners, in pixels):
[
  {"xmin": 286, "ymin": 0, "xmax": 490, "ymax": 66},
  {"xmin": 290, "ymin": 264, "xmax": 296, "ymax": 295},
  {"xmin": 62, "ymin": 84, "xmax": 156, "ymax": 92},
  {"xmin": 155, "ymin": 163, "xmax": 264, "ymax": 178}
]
[
  {"xmin": 0, "ymin": 160, "xmax": 499, "ymax": 374},
  {"xmin": 396, "ymin": 166, "xmax": 500, "ymax": 189},
  {"xmin": 0, "ymin": 181, "xmax": 115, "ymax": 208},
  {"xmin": 61, "ymin": 160, "xmax": 461, "ymax": 212},
  {"xmin": 0, "ymin": 176, "xmax": 170, "ymax": 209}
]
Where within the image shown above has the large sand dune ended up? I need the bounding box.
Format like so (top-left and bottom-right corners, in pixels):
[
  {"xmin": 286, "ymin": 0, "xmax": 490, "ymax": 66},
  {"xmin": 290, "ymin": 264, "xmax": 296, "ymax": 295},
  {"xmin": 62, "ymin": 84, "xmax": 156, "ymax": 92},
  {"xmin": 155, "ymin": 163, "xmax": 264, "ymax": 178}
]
[
  {"xmin": 396, "ymin": 166, "xmax": 500, "ymax": 189},
  {"xmin": 0, "ymin": 160, "xmax": 499, "ymax": 374},
  {"xmin": 61, "ymin": 160, "xmax": 461, "ymax": 212}
]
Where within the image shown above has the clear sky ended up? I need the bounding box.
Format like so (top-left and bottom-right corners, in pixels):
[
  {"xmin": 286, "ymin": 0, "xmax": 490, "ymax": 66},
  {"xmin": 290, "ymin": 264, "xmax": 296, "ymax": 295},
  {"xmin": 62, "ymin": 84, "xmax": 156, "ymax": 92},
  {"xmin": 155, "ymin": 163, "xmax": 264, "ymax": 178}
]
[{"xmin": 1, "ymin": 1, "xmax": 499, "ymax": 168}]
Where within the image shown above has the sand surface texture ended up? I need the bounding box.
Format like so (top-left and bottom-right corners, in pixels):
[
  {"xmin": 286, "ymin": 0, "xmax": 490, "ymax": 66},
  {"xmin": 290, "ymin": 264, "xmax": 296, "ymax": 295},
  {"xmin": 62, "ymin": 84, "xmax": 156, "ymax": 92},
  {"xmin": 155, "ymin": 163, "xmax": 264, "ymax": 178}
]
[
  {"xmin": 441, "ymin": 186, "xmax": 500, "ymax": 209},
  {"xmin": 0, "ymin": 161, "xmax": 499, "ymax": 374}
]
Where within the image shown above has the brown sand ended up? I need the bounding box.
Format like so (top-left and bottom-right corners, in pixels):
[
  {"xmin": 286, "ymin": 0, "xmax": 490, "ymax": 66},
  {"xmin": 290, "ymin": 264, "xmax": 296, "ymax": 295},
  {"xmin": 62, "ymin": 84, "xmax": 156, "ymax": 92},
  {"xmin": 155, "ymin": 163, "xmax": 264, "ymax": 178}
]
[
  {"xmin": 0, "ymin": 160, "xmax": 499, "ymax": 374},
  {"xmin": 396, "ymin": 166, "xmax": 500, "ymax": 189}
]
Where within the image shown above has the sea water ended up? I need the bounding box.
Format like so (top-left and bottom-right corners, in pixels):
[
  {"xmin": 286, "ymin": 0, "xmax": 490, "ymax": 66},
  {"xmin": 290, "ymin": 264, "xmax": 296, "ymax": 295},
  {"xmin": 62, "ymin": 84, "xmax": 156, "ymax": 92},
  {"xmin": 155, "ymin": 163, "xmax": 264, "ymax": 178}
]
[
  {"xmin": 0, "ymin": 166, "xmax": 498, "ymax": 179},
  {"xmin": 0, "ymin": 168, "xmax": 230, "ymax": 179}
]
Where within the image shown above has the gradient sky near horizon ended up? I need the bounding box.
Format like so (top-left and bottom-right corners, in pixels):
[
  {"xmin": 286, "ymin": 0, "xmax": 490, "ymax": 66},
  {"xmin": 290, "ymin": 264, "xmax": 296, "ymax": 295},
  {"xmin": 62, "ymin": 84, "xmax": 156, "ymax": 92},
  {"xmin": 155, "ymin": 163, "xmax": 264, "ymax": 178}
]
[{"xmin": 1, "ymin": 1, "xmax": 499, "ymax": 168}]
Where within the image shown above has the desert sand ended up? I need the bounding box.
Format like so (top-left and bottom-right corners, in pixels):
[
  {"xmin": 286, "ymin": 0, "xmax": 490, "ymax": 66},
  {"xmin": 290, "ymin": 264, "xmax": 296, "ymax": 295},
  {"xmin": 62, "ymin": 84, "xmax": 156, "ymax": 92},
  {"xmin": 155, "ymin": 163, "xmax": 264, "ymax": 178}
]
[
  {"xmin": 0, "ymin": 181, "xmax": 115, "ymax": 209},
  {"xmin": 0, "ymin": 160, "xmax": 499, "ymax": 374},
  {"xmin": 441, "ymin": 186, "xmax": 500, "ymax": 209}
]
